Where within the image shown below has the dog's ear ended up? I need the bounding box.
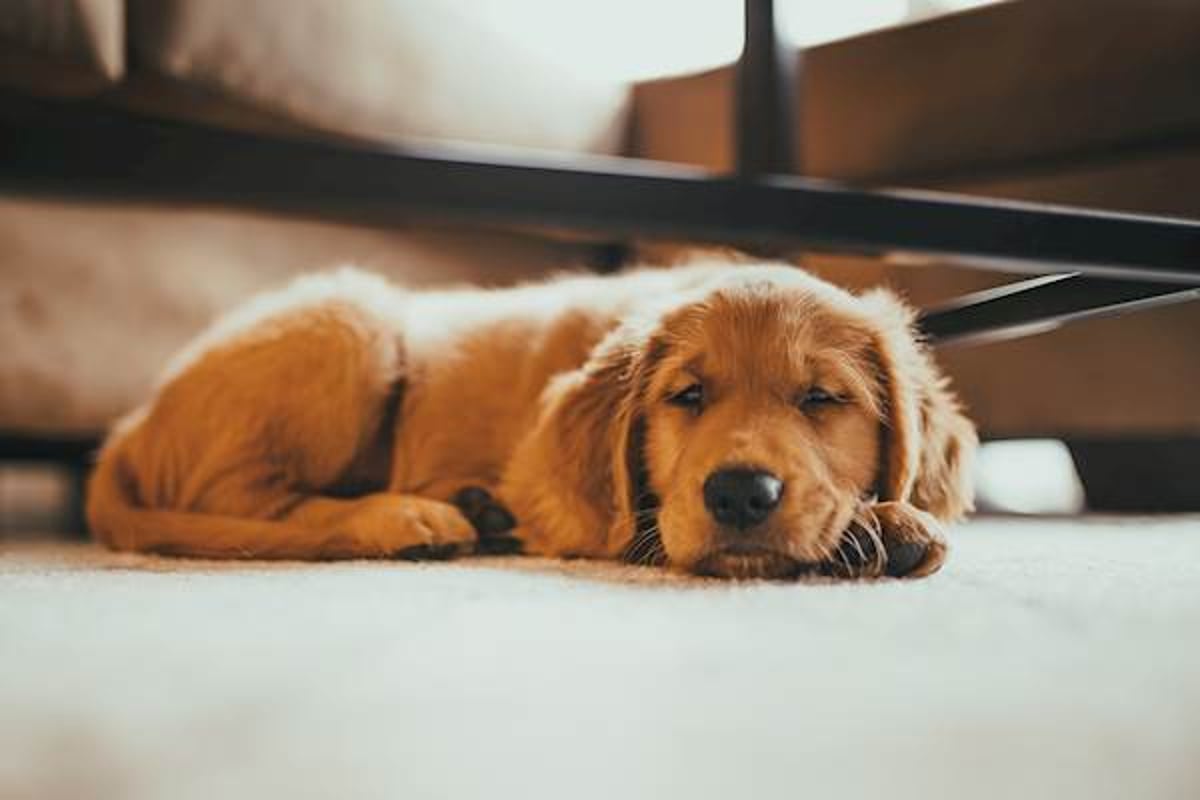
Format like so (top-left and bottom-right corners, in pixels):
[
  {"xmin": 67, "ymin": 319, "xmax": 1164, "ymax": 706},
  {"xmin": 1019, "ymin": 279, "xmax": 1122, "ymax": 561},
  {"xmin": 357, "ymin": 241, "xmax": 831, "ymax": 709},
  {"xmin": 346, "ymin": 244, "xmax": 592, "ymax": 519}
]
[
  {"xmin": 860, "ymin": 289, "xmax": 978, "ymax": 521},
  {"xmin": 577, "ymin": 324, "xmax": 664, "ymax": 556},
  {"xmin": 504, "ymin": 317, "xmax": 664, "ymax": 558}
]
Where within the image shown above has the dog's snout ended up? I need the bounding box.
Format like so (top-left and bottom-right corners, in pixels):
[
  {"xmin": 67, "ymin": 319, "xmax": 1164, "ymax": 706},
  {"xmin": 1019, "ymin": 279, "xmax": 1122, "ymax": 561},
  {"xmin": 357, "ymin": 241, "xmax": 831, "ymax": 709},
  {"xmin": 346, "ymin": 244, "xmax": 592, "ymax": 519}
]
[{"xmin": 703, "ymin": 468, "xmax": 783, "ymax": 530}]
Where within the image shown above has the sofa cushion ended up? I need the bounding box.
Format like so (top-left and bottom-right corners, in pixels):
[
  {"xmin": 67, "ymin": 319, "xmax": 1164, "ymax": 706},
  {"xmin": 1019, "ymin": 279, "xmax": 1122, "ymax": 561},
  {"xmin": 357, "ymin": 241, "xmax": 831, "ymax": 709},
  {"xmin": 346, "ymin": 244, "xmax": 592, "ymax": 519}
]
[
  {"xmin": 0, "ymin": 197, "xmax": 598, "ymax": 436},
  {"xmin": 0, "ymin": 0, "xmax": 124, "ymax": 94},
  {"xmin": 125, "ymin": 0, "xmax": 628, "ymax": 153}
]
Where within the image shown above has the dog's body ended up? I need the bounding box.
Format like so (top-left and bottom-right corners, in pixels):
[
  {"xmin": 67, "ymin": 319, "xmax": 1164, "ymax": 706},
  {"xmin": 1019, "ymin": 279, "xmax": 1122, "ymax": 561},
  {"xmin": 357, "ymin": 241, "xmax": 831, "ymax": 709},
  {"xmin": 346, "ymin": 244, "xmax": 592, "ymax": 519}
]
[{"xmin": 88, "ymin": 263, "xmax": 977, "ymax": 579}]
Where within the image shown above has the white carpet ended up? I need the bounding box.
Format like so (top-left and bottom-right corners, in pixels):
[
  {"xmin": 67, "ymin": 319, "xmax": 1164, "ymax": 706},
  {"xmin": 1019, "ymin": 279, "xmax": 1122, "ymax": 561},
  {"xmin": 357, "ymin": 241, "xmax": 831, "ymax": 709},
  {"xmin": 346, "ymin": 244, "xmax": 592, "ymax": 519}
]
[{"xmin": 3, "ymin": 516, "xmax": 1200, "ymax": 800}]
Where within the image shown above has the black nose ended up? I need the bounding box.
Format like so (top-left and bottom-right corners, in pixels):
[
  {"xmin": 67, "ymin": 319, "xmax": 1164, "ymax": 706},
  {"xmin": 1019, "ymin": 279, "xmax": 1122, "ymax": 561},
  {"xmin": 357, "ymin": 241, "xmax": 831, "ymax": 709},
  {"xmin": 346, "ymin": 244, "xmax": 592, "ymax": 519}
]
[{"xmin": 703, "ymin": 468, "xmax": 784, "ymax": 530}]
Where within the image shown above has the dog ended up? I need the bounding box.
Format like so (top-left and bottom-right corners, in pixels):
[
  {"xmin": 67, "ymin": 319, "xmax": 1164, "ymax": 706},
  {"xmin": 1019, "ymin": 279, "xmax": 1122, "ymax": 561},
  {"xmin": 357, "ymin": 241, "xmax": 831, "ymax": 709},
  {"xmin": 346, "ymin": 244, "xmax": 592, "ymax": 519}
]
[{"xmin": 86, "ymin": 262, "xmax": 977, "ymax": 580}]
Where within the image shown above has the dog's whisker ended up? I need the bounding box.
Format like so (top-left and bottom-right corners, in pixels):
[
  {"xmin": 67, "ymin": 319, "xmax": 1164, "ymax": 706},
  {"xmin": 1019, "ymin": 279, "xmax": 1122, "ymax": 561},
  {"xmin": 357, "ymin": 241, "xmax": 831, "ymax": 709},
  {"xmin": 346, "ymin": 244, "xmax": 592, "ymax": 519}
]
[
  {"xmin": 834, "ymin": 545, "xmax": 853, "ymax": 579},
  {"xmin": 846, "ymin": 531, "xmax": 868, "ymax": 565},
  {"xmin": 625, "ymin": 519, "xmax": 667, "ymax": 566},
  {"xmin": 625, "ymin": 530, "xmax": 657, "ymax": 565}
]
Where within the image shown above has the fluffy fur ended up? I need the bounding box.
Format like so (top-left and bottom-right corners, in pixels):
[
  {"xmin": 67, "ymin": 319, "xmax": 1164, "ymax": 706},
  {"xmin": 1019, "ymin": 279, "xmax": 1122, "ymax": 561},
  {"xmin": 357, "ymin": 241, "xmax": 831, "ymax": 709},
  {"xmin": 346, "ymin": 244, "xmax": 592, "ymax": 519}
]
[{"xmin": 87, "ymin": 262, "xmax": 977, "ymax": 579}]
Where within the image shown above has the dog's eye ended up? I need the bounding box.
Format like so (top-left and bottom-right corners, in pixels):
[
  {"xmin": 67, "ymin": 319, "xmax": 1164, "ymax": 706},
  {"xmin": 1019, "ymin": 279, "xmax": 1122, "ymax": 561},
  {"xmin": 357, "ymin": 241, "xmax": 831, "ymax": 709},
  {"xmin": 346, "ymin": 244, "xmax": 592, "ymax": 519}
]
[
  {"xmin": 798, "ymin": 386, "xmax": 844, "ymax": 410},
  {"xmin": 667, "ymin": 383, "xmax": 705, "ymax": 411}
]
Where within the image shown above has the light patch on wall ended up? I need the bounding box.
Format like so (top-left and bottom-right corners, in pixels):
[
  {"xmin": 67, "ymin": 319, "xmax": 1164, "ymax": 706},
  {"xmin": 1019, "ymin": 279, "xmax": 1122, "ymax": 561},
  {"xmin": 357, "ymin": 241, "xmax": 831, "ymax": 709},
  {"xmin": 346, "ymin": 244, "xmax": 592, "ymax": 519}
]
[
  {"xmin": 779, "ymin": 0, "xmax": 1010, "ymax": 47},
  {"xmin": 932, "ymin": 0, "xmax": 1008, "ymax": 11},
  {"xmin": 777, "ymin": 0, "xmax": 908, "ymax": 47},
  {"xmin": 454, "ymin": 0, "xmax": 1013, "ymax": 83},
  {"xmin": 460, "ymin": 0, "xmax": 744, "ymax": 82},
  {"xmin": 973, "ymin": 439, "xmax": 1085, "ymax": 515}
]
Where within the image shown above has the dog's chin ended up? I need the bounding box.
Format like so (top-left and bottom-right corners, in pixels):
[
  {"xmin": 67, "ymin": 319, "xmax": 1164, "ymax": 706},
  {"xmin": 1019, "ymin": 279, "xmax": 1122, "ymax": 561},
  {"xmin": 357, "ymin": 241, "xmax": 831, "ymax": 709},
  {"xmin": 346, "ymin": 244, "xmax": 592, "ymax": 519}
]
[{"xmin": 692, "ymin": 547, "xmax": 815, "ymax": 581}]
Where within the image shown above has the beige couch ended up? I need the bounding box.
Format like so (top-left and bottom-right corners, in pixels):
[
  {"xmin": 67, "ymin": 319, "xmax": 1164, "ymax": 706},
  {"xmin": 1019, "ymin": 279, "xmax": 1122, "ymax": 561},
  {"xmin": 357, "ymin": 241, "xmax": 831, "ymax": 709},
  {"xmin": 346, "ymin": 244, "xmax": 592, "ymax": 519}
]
[{"xmin": 1, "ymin": 0, "xmax": 627, "ymax": 437}]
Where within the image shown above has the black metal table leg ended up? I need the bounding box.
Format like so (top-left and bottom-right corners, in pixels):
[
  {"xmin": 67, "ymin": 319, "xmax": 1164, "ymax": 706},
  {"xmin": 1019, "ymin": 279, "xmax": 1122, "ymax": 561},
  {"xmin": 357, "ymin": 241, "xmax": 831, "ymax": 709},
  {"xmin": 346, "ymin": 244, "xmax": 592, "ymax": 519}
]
[{"xmin": 737, "ymin": 0, "xmax": 798, "ymax": 177}]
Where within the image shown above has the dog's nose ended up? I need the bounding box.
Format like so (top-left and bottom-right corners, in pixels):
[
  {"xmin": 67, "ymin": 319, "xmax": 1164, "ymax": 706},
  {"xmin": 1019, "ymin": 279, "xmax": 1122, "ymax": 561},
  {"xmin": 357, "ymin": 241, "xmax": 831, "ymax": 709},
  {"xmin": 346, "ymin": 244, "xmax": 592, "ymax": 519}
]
[{"xmin": 703, "ymin": 468, "xmax": 784, "ymax": 530}]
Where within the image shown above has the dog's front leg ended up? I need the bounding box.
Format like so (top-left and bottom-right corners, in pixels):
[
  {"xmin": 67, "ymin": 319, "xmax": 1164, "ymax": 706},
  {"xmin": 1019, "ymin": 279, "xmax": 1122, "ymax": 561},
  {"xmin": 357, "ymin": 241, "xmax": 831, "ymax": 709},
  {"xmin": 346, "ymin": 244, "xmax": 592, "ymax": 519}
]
[
  {"xmin": 871, "ymin": 501, "xmax": 948, "ymax": 578},
  {"xmin": 283, "ymin": 494, "xmax": 481, "ymax": 560}
]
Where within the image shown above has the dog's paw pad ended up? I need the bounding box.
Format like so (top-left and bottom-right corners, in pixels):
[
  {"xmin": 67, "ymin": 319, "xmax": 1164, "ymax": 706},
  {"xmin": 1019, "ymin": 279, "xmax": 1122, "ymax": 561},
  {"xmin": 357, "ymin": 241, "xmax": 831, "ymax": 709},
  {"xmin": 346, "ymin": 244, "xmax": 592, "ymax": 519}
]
[
  {"xmin": 452, "ymin": 486, "xmax": 520, "ymax": 546},
  {"xmin": 394, "ymin": 542, "xmax": 461, "ymax": 561},
  {"xmin": 883, "ymin": 539, "xmax": 928, "ymax": 578},
  {"xmin": 474, "ymin": 535, "xmax": 523, "ymax": 556},
  {"xmin": 474, "ymin": 504, "xmax": 516, "ymax": 536},
  {"xmin": 452, "ymin": 487, "xmax": 492, "ymax": 515}
]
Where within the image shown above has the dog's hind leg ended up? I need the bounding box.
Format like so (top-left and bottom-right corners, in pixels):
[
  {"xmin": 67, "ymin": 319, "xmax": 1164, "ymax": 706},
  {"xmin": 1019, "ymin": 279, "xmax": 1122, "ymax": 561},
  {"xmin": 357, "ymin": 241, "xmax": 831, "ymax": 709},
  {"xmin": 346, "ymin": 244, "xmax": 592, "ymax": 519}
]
[{"xmin": 89, "ymin": 277, "xmax": 478, "ymax": 560}]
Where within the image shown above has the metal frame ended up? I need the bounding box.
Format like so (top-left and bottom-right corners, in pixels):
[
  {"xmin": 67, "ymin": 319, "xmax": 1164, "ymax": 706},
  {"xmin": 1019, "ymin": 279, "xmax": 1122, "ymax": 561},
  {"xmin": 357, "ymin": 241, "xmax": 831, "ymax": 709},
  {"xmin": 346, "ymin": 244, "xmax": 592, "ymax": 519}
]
[
  {"xmin": 4, "ymin": 90, "xmax": 1198, "ymax": 320},
  {"xmin": 2, "ymin": 0, "xmax": 1199, "ymax": 471}
]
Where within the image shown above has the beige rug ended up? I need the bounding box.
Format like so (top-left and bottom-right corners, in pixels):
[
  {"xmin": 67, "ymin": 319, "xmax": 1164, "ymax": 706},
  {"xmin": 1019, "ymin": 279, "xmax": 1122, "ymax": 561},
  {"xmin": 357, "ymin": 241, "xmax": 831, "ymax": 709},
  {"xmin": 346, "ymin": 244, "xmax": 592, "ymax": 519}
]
[{"xmin": 3, "ymin": 516, "xmax": 1200, "ymax": 800}]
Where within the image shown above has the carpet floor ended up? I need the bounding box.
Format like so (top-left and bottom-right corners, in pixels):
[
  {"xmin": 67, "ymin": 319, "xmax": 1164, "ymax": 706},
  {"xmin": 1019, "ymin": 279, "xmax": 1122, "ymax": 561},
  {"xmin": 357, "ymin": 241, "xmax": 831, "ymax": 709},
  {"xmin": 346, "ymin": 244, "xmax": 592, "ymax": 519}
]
[{"xmin": 3, "ymin": 515, "xmax": 1200, "ymax": 800}]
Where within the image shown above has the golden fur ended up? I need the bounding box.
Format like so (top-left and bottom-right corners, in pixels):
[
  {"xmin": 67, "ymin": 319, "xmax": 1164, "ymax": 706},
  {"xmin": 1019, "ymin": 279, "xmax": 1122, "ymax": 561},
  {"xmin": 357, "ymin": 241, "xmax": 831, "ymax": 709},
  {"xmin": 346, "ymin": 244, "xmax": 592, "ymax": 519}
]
[{"xmin": 87, "ymin": 263, "xmax": 977, "ymax": 579}]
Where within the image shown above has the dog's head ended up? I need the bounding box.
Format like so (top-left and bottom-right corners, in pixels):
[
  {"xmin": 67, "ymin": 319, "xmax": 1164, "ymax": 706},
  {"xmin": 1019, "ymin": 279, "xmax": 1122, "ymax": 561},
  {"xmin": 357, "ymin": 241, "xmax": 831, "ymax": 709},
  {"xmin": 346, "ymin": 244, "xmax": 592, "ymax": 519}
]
[{"xmin": 532, "ymin": 265, "xmax": 975, "ymax": 579}]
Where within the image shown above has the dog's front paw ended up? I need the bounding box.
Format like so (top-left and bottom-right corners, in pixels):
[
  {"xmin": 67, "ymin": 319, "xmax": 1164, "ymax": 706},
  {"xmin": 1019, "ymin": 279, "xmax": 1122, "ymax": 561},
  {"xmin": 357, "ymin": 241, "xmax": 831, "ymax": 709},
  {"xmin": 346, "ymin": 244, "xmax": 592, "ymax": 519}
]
[
  {"xmin": 452, "ymin": 486, "xmax": 523, "ymax": 555},
  {"xmin": 819, "ymin": 517, "xmax": 886, "ymax": 579},
  {"xmin": 820, "ymin": 502, "xmax": 947, "ymax": 580},
  {"xmin": 872, "ymin": 501, "xmax": 947, "ymax": 578},
  {"xmin": 338, "ymin": 494, "xmax": 477, "ymax": 559}
]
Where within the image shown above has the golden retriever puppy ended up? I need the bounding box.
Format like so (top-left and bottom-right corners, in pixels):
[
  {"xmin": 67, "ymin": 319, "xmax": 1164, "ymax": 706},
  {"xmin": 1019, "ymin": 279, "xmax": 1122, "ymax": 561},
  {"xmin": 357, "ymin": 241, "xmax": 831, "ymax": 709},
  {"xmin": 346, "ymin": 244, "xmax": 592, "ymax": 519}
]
[{"xmin": 87, "ymin": 263, "xmax": 976, "ymax": 580}]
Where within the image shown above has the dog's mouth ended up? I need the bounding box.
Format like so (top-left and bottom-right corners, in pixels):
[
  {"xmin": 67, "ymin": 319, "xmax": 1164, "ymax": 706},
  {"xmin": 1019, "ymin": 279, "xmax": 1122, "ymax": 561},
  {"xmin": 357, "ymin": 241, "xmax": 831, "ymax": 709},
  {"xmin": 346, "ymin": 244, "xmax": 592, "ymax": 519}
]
[{"xmin": 692, "ymin": 546, "xmax": 817, "ymax": 581}]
